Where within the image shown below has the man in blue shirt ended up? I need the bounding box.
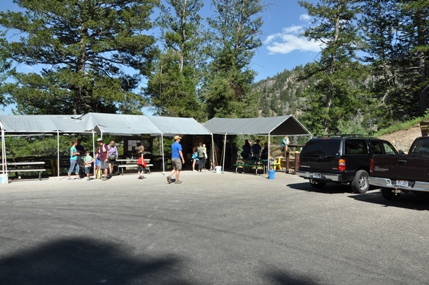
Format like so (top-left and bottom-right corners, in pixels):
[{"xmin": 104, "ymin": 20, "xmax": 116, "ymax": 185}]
[{"xmin": 167, "ymin": 135, "xmax": 185, "ymax": 184}]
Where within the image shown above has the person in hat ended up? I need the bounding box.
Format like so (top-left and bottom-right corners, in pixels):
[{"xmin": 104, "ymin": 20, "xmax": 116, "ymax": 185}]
[
  {"xmin": 167, "ymin": 135, "xmax": 185, "ymax": 184},
  {"xmin": 95, "ymin": 138, "xmax": 109, "ymax": 181}
]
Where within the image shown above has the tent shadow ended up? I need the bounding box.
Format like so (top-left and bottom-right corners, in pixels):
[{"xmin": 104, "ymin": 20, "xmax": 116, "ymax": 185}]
[
  {"xmin": 349, "ymin": 190, "xmax": 429, "ymax": 211},
  {"xmin": 0, "ymin": 237, "xmax": 193, "ymax": 285}
]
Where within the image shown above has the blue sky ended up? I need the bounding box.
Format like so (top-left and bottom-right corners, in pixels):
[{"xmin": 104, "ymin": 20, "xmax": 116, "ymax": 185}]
[{"xmin": 1, "ymin": 0, "xmax": 321, "ymax": 114}]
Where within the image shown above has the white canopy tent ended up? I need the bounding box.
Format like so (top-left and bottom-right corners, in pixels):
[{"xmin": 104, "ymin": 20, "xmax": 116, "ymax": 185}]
[
  {"xmin": 203, "ymin": 116, "xmax": 311, "ymax": 173},
  {"xmin": 0, "ymin": 113, "xmax": 212, "ymax": 178},
  {"xmin": 0, "ymin": 115, "xmax": 89, "ymax": 179}
]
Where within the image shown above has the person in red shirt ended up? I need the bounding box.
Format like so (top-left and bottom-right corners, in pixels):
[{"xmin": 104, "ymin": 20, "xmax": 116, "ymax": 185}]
[{"xmin": 95, "ymin": 138, "xmax": 109, "ymax": 181}]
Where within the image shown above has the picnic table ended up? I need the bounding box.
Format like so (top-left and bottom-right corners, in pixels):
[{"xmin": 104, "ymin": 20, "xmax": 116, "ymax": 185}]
[
  {"xmin": 2, "ymin": 161, "xmax": 46, "ymax": 180},
  {"xmin": 233, "ymin": 159, "xmax": 264, "ymax": 175},
  {"xmin": 116, "ymin": 158, "xmax": 153, "ymax": 175}
]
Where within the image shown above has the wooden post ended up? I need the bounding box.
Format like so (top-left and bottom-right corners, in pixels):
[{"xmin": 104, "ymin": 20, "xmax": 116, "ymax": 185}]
[{"xmin": 420, "ymin": 121, "xmax": 429, "ymax": 137}]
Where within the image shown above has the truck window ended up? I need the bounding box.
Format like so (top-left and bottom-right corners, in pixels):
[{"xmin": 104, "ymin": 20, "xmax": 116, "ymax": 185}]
[
  {"xmin": 382, "ymin": 142, "xmax": 397, "ymax": 155},
  {"xmin": 345, "ymin": 140, "xmax": 367, "ymax": 155},
  {"xmin": 410, "ymin": 140, "xmax": 429, "ymax": 154},
  {"xmin": 370, "ymin": 141, "xmax": 383, "ymax": 154},
  {"xmin": 301, "ymin": 140, "xmax": 341, "ymax": 156}
]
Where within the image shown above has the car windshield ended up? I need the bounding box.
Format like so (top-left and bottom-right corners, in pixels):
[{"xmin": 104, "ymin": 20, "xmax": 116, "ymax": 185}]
[{"xmin": 301, "ymin": 139, "xmax": 340, "ymax": 156}]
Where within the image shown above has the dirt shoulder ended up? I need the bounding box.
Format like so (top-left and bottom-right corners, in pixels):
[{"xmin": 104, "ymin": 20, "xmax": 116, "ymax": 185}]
[{"xmin": 378, "ymin": 124, "xmax": 422, "ymax": 152}]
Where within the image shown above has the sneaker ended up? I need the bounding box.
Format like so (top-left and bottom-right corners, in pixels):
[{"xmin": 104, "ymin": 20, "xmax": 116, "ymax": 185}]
[
  {"xmin": 87, "ymin": 178, "xmax": 91, "ymax": 181},
  {"xmin": 138, "ymin": 176, "xmax": 142, "ymax": 179},
  {"xmin": 102, "ymin": 177, "xmax": 107, "ymax": 181},
  {"xmin": 174, "ymin": 180, "xmax": 182, "ymax": 184},
  {"xmin": 167, "ymin": 176, "xmax": 171, "ymax": 184}
]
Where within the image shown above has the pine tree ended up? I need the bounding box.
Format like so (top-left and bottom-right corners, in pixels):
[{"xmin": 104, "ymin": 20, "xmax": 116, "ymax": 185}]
[
  {"xmin": 145, "ymin": 0, "xmax": 205, "ymax": 119},
  {"xmin": 298, "ymin": 0, "xmax": 367, "ymax": 135},
  {"xmin": 0, "ymin": 33, "xmax": 12, "ymax": 106},
  {"xmin": 0, "ymin": 0, "xmax": 158, "ymax": 115},
  {"xmin": 202, "ymin": 0, "xmax": 264, "ymax": 118}
]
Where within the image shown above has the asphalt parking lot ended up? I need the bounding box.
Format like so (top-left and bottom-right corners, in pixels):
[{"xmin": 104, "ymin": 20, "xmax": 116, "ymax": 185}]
[{"xmin": 1, "ymin": 170, "xmax": 429, "ymax": 285}]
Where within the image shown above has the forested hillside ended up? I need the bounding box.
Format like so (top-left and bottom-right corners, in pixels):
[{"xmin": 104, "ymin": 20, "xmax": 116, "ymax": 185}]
[
  {"xmin": 0, "ymin": 0, "xmax": 427, "ymax": 137},
  {"xmin": 253, "ymin": 66, "xmax": 310, "ymax": 118}
]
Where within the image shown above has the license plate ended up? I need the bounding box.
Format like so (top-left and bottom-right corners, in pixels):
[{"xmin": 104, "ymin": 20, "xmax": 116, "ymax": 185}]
[
  {"xmin": 396, "ymin": 180, "xmax": 408, "ymax": 187},
  {"xmin": 310, "ymin": 173, "xmax": 321, "ymax": 178}
]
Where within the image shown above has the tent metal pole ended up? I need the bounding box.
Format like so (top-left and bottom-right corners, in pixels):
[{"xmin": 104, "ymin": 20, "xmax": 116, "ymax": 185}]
[
  {"xmin": 56, "ymin": 131, "xmax": 59, "ymax": 180},
  {"xmin": 268, "ymin": 133, "xmax": 271, "ymax": 175},
  {"xmin": 92, "ymin": 130, "xmax": 95, "ymax": 178},
  {"xmin": 1, "ymin": 127, "xmax": 6, "ymax": 175},
  {"xmin": 161, "ymin": 133, "xmax": 165, "ymax": 174},
  {"xmin": 211, "ymin": 134, "xmax": 214, "ymax": 170},
  {"xmin": 222, "ymin": 133, "xmax": 227, "ymax": 173}
]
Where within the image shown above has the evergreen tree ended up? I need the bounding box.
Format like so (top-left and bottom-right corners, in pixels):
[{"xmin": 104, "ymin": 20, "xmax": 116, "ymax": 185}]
[
  {"xmin": 298, "ymin": 0, "xmax": 367, "ymax": 135},
  {"xmin": 146, "ymin": 0, "xmax": 205, "ymax": 119},
  {"xmin": 0, "ymin": 0, "xmax": 158, "ymax": 115},
  {"xmin": 202, "ymin": 0, "xmax": 264, "ymax": 118},
  {"xmin": 397, "ymin": 0, "xmax": 429, "ymax": 116},
  {"xmin": 0, "ymin": 33, "xmax": 12, "ymax": 107}
]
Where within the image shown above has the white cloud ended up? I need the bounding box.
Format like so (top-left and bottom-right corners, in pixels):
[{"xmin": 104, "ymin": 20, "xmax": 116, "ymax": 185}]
[
  {"xmin": 264, "ymin": 14, "xmax": 323, "ymax": 55},
  {"xmin": 266, "ymin": 34, "xmax": 321, "ymax": 55},
  {"xmin": 299, "ymin": 14, "xmax": 312, "ymax": 22}
]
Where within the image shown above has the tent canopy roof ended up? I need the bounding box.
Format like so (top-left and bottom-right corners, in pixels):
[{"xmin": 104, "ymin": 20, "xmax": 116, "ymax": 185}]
[
  {"xmin": 203, "ymin": 116, "xmax": 311, "ymax": 136},
  {"xmin": 0, "ymin": 115, "xmax": 86, "ymax": 134},
  {"xmin": 0, "ymin": 113, "xmax": 212, "ymax": 136},
  {"xmin": 0, "ymin": 113, "xmax": 309, "ymax": 137}
]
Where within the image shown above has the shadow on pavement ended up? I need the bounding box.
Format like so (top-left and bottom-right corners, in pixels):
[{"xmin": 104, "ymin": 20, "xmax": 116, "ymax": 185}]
[
  {"xmin": 262, "ymin": 269, "xmax": 319, "ymax": 285},
  {"xmin": 349, "ymin": 190, "xmax": 429, "ymax": 211},
  {"xmin": 287, "ymin": 182, "xmax": 352, "ymax": 194},
  {"xmin": 0, "ymin": 237, "xmax": 192, "ymax": 285}
]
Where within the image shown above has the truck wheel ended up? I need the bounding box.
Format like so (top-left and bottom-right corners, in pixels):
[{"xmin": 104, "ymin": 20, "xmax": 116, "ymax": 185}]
[
  {"xmin": 309, "ymin": 179, "xmax": 326, "ymax": 189},
  {"xmin": 381, "ymin": 188, "xmax": 400, "ymax": 200},
  {"xmin": 351, "ymin": 170, "xmax": 369, "ymax": 194}
]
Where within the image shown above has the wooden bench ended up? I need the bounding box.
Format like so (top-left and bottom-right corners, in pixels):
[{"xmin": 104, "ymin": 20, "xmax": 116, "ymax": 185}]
[
  {"xmin": 6, "ymin": 162, "xmax": 46, "ymax": 180},
  {"xmin": 116, "ymin": 159, "xmax": 153, "ymax": 175}
]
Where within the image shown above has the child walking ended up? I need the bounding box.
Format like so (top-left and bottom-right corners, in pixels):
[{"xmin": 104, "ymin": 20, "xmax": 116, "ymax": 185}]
[
  {"xmin": 83, "ymin": 150, "xmax": 94, "ymax": 181},
  {"xmin": 137, "ymin": 146, "xmax": 146, "ymax": 179}
]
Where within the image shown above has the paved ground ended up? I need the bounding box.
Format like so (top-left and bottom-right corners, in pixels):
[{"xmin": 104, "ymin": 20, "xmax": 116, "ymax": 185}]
[{"xmin": 1, "ymin": 170, "xmax": 429, "ymax": 285}]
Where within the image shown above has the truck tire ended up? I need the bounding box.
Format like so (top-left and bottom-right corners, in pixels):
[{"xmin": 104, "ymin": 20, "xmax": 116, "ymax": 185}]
[
  {"xmin": 309, "ymin": 179, "xmax": 326, "ymax": 189},
  {"xmin": 381, "ymin": 187, "xmax": 400, "ymax": 200},
  {"xmin": 351, "ymin": 170, "xmax": 369, "ymax": 194}
]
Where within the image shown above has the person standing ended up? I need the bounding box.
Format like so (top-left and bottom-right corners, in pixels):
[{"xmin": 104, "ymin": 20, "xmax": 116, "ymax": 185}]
[
  {"xmin": 231, "ymin": 142, "xmax": 238, "ymax": 167},
  {"xmin": 137, "ymin": 145, "xmax": 146, "ymax": 180},
  {"xmin": 281, "ymin": 136, "xmax": 290, "ymax": 157},
  {"xmin": 191, "ymin": 146, "xmax": 198, "ymax": 171},
  {"xmin": 261, "ymin": 142, "xmax": 269, "ymax": 160},
  {"xmin": 83, "ymin": 150, "xmax": 94, "ymax": 181},
  {"xmin": 107, "ymin": 140, "xmax": 118, "ymax": 178},
  {"xmin": 252, "ymin": 139, "xmax": 262, "ymax": 160},
  {"xmin": 95, "ymin": 138, "xmax": 109, "ymax": 181},
  {"xmin": 167, "ymin": 135, "xmax": 185, "ymax": 184},
  {"xmin": 197, "ymin": 142, "xmax": 206, "ymax": 172},
  {"xmin": 241, "ymin": 140, "xmax": 251, "ymax": 159},
  {"xmin": 76, "ymin": 139, "xmax": 85, "ymax": 178},
  {"xmin": 67, "ymin": 140, "xmax": 81, "ymax": 180}
]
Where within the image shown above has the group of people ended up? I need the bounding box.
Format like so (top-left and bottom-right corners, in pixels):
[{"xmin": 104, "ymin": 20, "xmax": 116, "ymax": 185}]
[
  {"xmin": 191, "ymin": 143, "xmax": 208, "ymax": 172},
  {"xmin": 239, "ymin": 139, "xmax": 268, "ymax": 160},
  {"xmin": 231, "ymin": 136, "xmax": 290, "ymax": 165},
  {"xmin": 67, "ymin": 138, "xmax": 119, "ymax": 181}
]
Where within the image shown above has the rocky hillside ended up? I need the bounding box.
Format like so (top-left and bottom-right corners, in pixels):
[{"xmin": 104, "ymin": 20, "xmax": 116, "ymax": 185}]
[{"xmin": 379, "ymin": 124, "xmax": 422, "ymax": 152}]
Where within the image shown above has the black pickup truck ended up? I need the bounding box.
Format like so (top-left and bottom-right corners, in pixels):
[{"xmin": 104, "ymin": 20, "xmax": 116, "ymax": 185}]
[
  {"xmin": 369, "ymin": 136, "xmax": 429, "ymax": 200},
  {"xmin": 297, "ymin": 136, "xmax": 398, "ymax": 193}
]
